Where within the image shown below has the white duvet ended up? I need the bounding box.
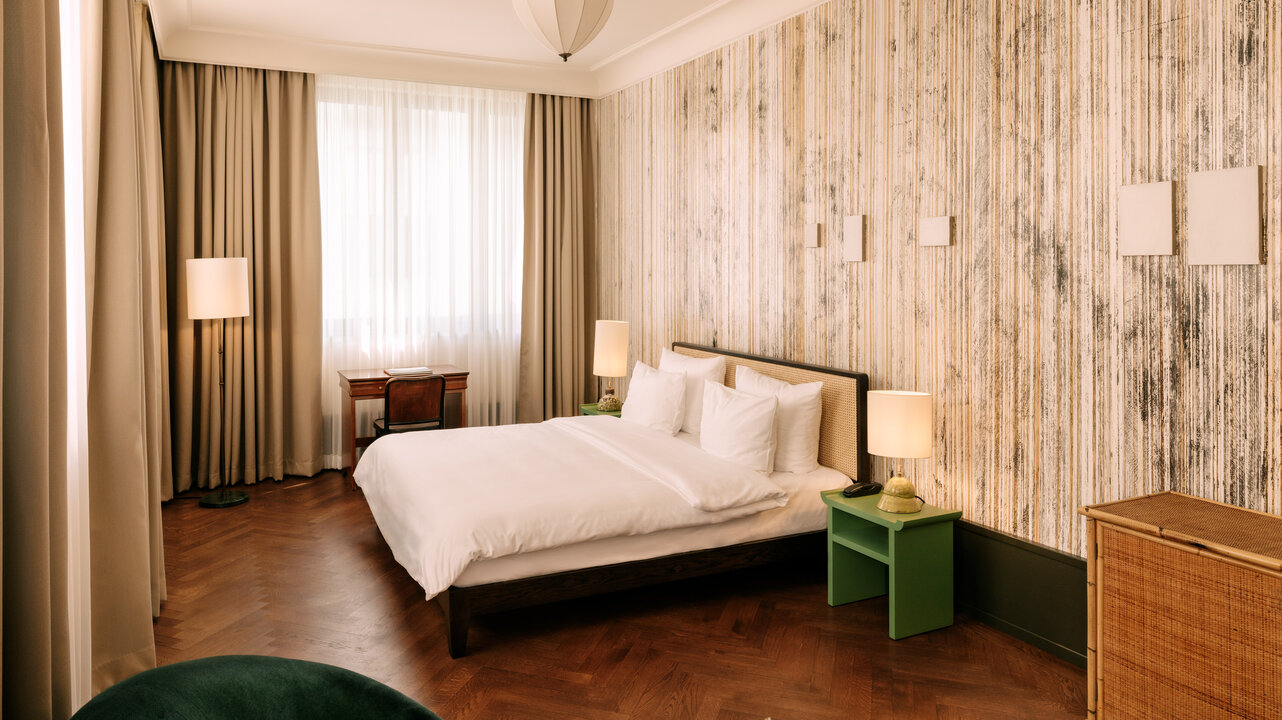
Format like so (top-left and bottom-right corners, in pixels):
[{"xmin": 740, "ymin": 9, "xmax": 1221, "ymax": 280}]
[{"xmin": 354, "ymin": 415, "xmax": 790, "ymax": 599}]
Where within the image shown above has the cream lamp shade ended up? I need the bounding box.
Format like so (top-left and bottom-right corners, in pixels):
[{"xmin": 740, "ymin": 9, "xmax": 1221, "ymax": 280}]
[
  {"xmin": 186, "ymin": 257, "xmax": 250, "ymax": 320},
  {"xmin": 867, "ymin": 391, "xmax": 932, "ymax": 459},
  {"xmin": 592, "ymin": 320, "xmax": 629, "ymax": 378},
  {"xmin": 512, "ymin": 0, "xmax": 614, "ymax": 61}
]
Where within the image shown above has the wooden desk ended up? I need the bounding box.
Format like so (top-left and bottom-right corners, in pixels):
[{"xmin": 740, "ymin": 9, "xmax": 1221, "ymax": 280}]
[{"xmin": 339, "ymin": 366, "xmax": 469, "ymax": 486}]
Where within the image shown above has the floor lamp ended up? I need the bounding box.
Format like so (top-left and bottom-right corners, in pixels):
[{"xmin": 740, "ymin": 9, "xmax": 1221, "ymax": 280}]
[{"xmin": 186, "ymin": 257, "xmax": 251, "ymax": 509}]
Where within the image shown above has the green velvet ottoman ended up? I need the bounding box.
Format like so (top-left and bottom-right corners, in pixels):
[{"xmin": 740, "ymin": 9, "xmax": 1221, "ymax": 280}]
[{"xmin": 71, "ymin": 655, "xmax": 442, "ymax": 720}]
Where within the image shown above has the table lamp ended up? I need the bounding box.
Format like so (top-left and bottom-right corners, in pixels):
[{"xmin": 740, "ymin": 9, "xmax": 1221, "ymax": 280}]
[
  {"xmin": 592, "ymin": 320, "xmax": 629, "ymax": 412},
  {"xmin": 868, "ymin": 390, "xmax": 932, "ymax": 513},
  {"xmin": 187, "ymin": 257, "xmax": 251, "ymax": 508}
]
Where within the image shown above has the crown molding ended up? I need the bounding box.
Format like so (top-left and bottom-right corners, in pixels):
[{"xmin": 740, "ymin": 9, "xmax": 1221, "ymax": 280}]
[
  {"xmin": 155, "ymin": 26, "xmax": 597, "ymax": 97},
  {"xmin": 147, "ymin": 0, "xmax": 827, "ymax": 99},
  {"xmin": 589, "ymin": 0, "xmax": 827, "ymax": 96}
]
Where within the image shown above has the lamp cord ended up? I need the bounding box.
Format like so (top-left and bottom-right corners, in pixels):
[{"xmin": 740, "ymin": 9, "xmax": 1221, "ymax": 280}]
[{"xmin": 218, "ymin": 316, "xmax": 227, "ymax": 488}]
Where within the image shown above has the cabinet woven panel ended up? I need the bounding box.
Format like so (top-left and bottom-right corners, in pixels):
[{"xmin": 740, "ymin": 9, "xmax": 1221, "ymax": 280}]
[
  {"xmin": 676, "ymin": 346, "xmax": 864, "ymax": 482},
  {"xmin": 1099, "ymin": 526, "xmax": 1282, "ymax": 719},
  {"xmin": 1093, "ymin": 493, "xmax": 1282, "ymax": 561}
]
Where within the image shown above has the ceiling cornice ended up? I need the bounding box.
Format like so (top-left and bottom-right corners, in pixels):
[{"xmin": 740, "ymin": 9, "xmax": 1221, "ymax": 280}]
[
  {"xmin": 590, "ymin": 0, "xmax": 827, "ymax": 96},
  {"xmin": 147, "ymin": 0, "xmax": 827, "ymax": 99}
]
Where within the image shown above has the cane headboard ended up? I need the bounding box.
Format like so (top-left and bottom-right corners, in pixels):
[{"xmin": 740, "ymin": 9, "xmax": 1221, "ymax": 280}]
[{"xmin": 672, "ymin": 343, "xmax": 870, "ymax": 483}]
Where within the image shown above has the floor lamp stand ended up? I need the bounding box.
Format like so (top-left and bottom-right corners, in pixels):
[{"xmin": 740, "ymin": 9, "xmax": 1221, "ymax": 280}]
[{"xmin": 200, "ymin": 317, "xmax": 249, "ymax": 509}]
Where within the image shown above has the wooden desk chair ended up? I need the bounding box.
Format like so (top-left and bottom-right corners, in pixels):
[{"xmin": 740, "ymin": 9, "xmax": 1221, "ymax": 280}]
[{"xmin": 373, "ymin": 375, "xmax": 448, "ymax": 437}]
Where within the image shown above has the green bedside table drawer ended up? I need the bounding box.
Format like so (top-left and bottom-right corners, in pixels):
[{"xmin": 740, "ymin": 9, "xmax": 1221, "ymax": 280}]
[
  {"xmin": 821, "ymin": 489, "xmax": 961, "ymax": 639},
  {"xmin": 579, "ymin": 402, "xmax": 621, "ymax": 417}
]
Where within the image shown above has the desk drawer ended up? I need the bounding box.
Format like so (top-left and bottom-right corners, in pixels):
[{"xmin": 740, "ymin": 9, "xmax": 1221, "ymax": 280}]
[{"xmin": 348, "ymin": 379, "xmax": 387, "ymax": 398}]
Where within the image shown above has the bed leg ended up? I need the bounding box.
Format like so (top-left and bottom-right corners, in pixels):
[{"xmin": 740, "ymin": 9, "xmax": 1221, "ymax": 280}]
[{"xmin": 437, "ymin": 588, "xmax": 470, "ymax": 658}]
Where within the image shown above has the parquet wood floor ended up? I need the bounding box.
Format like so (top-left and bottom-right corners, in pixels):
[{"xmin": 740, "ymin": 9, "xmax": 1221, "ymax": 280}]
[{"xmin": 155, "ymin": 471, "xmax": 1086, "ymax": 719}]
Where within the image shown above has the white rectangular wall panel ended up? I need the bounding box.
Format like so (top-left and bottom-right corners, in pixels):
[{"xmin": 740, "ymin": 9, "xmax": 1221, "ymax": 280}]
[
  {"xmin": 843, "ymin": 215, "xmax": 865, "ymax": 262},
  {"xmin": 1187, "ymin": 166, "xmax": 1262, "ymax": 265},
  {"xmin": 804, "ymin": 222, "xmax": 820, "ymax": 248},
  {"xmin": 1118, "ymin": 181, "xmax": 1174, "ymax": 255},
  {"xmin": 919, "ymin": 216, "xmax": 952, "ymax": 247}
]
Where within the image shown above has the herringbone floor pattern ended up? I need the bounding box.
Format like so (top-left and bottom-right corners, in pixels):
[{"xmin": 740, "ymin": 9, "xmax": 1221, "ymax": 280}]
[{"xmin": 156, "ymin": 471, "xmax": 1086, "ymax": 719}]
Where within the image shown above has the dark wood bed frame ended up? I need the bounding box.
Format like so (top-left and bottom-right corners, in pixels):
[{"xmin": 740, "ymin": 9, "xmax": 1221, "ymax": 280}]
[{"xmin": 434, "ymin": 342, "xmax": 870, "ymax": 657}]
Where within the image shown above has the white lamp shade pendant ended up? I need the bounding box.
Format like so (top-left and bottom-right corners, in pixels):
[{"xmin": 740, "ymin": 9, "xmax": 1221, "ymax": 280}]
[
  {"xmin": 186, "ymin": 257, "xmax": 251, "ymax": 320},
  {"xmin": 513, "ymin": 0, "xmax": 614, "ymax": 61}
]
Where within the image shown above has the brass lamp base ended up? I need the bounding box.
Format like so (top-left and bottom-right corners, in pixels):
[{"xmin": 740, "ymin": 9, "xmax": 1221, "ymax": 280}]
[
  {"xmin": 597, "ymin": 392, "xmax": 622, "ymax": 412},
  {"xmin": 876, "ymin": 472, "xmax": 923, "ymax": 514}
]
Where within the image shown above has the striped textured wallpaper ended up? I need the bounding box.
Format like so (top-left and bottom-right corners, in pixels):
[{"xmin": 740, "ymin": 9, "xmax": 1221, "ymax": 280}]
[{"xmin": 591, "ymin": 0, "xmax": 1280, "ymax": 556}]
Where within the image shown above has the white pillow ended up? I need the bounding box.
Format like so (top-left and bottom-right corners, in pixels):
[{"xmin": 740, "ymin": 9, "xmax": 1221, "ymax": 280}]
[
  {"xmin": 658, "ymin": 348, "xmax": 727, "ymax": 434},
  {"xmin": 621, "ymin": 361, "xmax": 686, "ymax": 435},
  {"xmin": 699, "ymin": 381, "xmax": 778, "ymax": 473},
  {"xmin": 735, "ymin": 365, "xmax": 823, "ymax": 474}
]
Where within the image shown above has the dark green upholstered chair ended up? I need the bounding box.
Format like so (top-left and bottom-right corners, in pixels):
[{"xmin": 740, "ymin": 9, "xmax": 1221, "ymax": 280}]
[{"xmin": 71, "ymin": 655, "xmax": 442, "ymax": 720}]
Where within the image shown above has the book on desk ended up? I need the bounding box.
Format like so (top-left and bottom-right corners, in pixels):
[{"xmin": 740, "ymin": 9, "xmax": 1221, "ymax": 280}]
[{"xmin": 386, "ymin": 366, "xmax": 433, "ymax": 376}]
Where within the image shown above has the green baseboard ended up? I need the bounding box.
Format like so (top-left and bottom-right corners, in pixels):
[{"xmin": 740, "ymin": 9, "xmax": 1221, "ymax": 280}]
[{"xmin": 953, "ymin": 521, "xmax": 1086, "ymax": 667}]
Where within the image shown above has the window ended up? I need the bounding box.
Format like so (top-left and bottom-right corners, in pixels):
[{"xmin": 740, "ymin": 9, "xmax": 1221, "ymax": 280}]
[{"xmin": 316, "ymin": 76, "xmax": 525, "ymax": 465}]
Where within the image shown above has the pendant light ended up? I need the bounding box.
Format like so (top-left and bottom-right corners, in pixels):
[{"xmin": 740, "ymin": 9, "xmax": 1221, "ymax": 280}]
[{"xmin": 512, "ymin": 0, "xmax": 615, "ymax": 62}]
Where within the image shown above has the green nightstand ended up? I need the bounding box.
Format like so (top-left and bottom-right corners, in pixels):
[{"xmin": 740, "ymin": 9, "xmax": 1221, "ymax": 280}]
[
  {"xmin": 579, "ymin": 402, "xmax": 621, "ymax": 417},
  {"xmin": 821, "ymin": 489, "xmax": 962, "ymax": 639}
]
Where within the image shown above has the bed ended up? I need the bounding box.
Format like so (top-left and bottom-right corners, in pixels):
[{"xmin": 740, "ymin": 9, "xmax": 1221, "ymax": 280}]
[{"xmin": 354, "ymin": 342, "xmax": 870, "ymax": 657}]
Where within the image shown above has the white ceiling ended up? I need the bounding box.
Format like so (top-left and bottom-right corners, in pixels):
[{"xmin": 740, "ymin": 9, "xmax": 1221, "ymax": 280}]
[{"xmin": 147, "ymin": 0, "xmax": 827, "ymax": 98}]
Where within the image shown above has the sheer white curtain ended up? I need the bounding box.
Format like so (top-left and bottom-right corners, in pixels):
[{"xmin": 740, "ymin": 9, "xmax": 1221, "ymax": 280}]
[{"xmin": 316, "ymin": 76, "xmax": 525, "ymax": 466}]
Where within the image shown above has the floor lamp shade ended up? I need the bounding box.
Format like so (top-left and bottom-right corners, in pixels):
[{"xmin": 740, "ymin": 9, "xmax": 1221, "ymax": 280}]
[
  {"xmin": 592, "ymin": 320, "xmax": 629, "ymax": 378},
  {"xmin": 512, "ymin": 0, "xmax": 614, "ymax": 61},
  {"xmin": 186, "ymin": 257, "xmax": 250, "ymax": 320},
  {"xmin": 867, "ymin": 391, "xmax": 932, "ymax": 459}
]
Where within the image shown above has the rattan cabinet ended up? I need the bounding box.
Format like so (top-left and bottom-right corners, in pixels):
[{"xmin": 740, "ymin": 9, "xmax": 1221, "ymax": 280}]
[{"xmin": 1080, "ymin": 492, "xmax": 1282, "ymax": 719}]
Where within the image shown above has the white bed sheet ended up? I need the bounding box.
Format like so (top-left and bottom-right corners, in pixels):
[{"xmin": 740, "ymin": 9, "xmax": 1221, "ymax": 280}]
[
  {"xmin": 454, "ymin": 431, "xmax": 848, "ymax": 586},
  {"xmin": 355, "ymin": 416, "xmax": 795, "ymax": 600}
]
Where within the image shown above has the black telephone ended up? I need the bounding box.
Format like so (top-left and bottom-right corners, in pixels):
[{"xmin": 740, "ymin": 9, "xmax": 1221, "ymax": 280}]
[{"xmin": 841, "ymin": 481, "xmax": 882, "ymax": 498}]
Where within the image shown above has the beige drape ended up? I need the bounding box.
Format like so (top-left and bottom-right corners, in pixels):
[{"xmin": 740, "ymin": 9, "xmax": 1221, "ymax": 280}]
[
  {"xmin": 517, "ymin": 94, "xmax": 596, "ymax": 422},
  {"xmin": 80, "ymin": 0, "xmax": 171, "ymax": 690},
  {"xmin": 160, "ymin": 63, "xmax": 323, "ymax": 492},
  {"xmin": 2, "ymin": 0, "xmax": 73, "ymax": 716}
]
